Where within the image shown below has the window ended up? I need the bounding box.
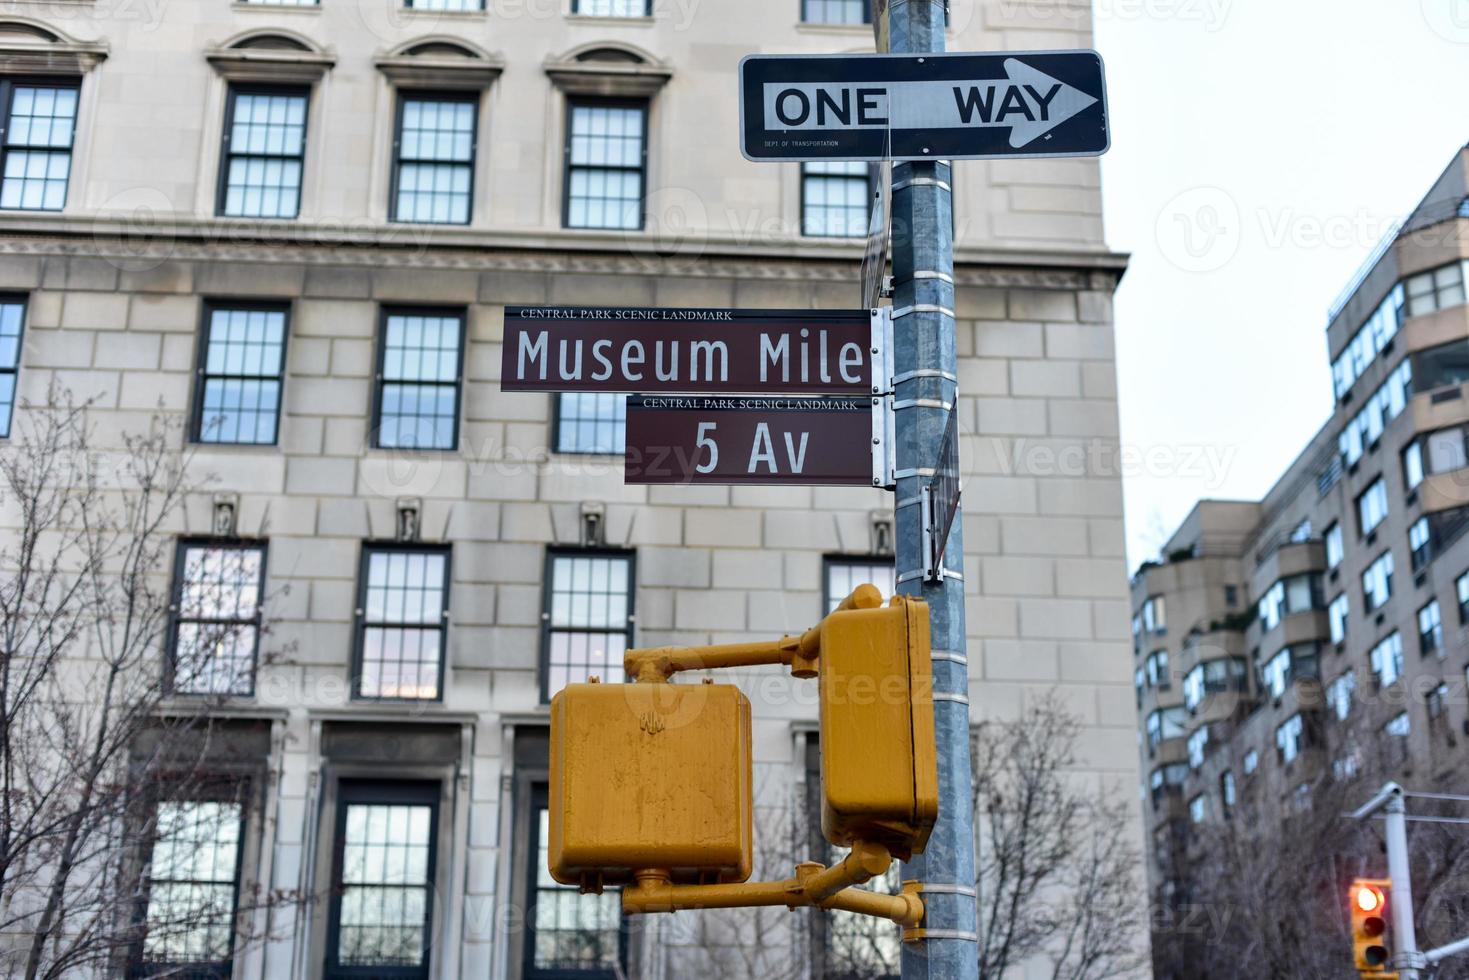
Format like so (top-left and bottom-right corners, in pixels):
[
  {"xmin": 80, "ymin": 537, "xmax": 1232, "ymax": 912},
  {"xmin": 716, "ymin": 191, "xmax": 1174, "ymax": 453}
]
[
  {"xmin": 1261, "ymin": 645, "xmax": 1318, "ymax": 700},
  {"xmin": 406, "ymin": 0, "xmax": 486, "ymax": 7},
  {"xmin": 1418, "ymin": 599, "xmax": 1443, "ymax": 657},
  {"xmin": 801, "ymin": 162, "xmax": 871, "ymax": 238},
  {"xmin": 1459, "ymin": 570, "xmax": 1469, "ymax": 624},
  {"xmin": 1362, "ymin": 551, "xmax": 1394, "ymax": 611},
  {"xmin": 1149, "ymin": 763, "xmax": 1187, "ymax": 807},
  {"xmin": 1275, "ymin": 714, "xmax": 1304, "ymax": 764},
  {"xmin": 1146, "ymin": 650, "xmax": 1170, "ymax": 690},
  {"xmin": 1332, "ymin": 283, "xmax": 1405, "ymax": 399},
  {"xmin": 1427, "ymin": 426, "xmax": 1469, "ymax": 475},
  {"xmin": 542, "ymin": 550, "xmax": 634, "ymax": 700},
  {"xmin": 1409, "ymin": 517, "xmax": 1433, "ymax": 572},
  {"xmin": 1383, "ymin": 711, "xmax": 1411, "ymax": 737},
  {"xmin": 1258, "ymin": 573, "xmax": 1322, "ymax": 631},
  {"xmin": 1329, "ymin": 593, "xmax": 1349, "ymax": 644},
  {"xmin": 1224, "ymin": 584, "xmax": 1239, "ymax": 607},
  {"xmin": 1187, "ymin": 727, "xmax": 1209, "ymax": 769},
  {"xmin": 1405, "ymin": 261, "xmax": 1466, "ymax": 318},
  {"xmin": 1146, "ymin": 706, "xmax": 1187, "ymax": 749},
  {"xmin": 138, "ymin": 796, "xmax": 244, "ymax": 972},
  {"xmin": 1183, "ymin": 658, "xmax": 1247, "ymax": 711},
  {"xmin": 1427, "ymin": 682, "xmax": 1448, "ymax": 722},
  {"xmin": 802, "ymin": 0, "xmax": 871, "ymax": 22},
  {"xmin": 1131, "ymin": 613, "xmax": 1142, "ymax": 651},
  {"xmin": 0, "ymin": 80, "xmax": 78, "ymax": 211},
  {"xmin": 1141, "ymin": 595, "xmax": 1166, "ymax": 634},
  {"xmin": 572, "ymin": 0, "xmax": 650, "ymax": 13},
  {"xmin": 555, "ymin": 393, "xmax": 627, "ymax": 454},
  {"xmin": 1188, "ymin": 794, "xmax": 1206, "ymax": 824},
  {"xmin": 1357, "ymin": 478, "xmax": 1389, "ymax": 536},
  {"xmin": 355, "ymin": 547, "xmax": 450, "ymax": 700},
  {"xmin": 392, "ymin": 95, "xmax": 476, "ymax": 224},
  {"xmin": 1404, "ymin": 441, "xmax": 1425, "ymax": 491},
  {"xmin": 1325, "ymin": 523, "xmax": 1344, "ymax": 569},
  {"xmin": 526, "ymin": 785, "xmax": 623, "ymax": 977},
  {"xmin": 1134, "ymin": 667, "xmax": 1145, "ymax": 707},
  {"xmin": 373, "ymin": 308, "xmax": 464, "ymax": 450},
  {"xmin": 1220, "ymin": 771, "xmax": 1236, "ymax": 816},
  {"xmin": 218, "ymin": 87, "xmax": 308, "ymax": 219},
  {"xmin": 242, "ymin": 0, "xmax": 320, "ymax": 4},
  {"xmin": 0, "ymin": 295, "xmax": 24, "ymax": 437},
  {"xmin": 1242, "ymin": 748, "xmax": 1258, "ymax": 775},
  {"xmin": 1327, "ymin": 670, "xmax": 1355, "ymax": 721},
  {"xmin": 192, "ymin": 303, "xmax": 288, "ymax": 444},
  {"xmin": 1370, "ymin": 632, "xmax": 1404, "ymax": 689},
  {"xmin": 169, "ymin": 542, "xmax": 265, "ymax": 696},
  {"xmin": 825, "ymin": 557, "xmax": 896, "ymax": 612},
  {"xmin": 564, "ymin": 100, "xmax": 646, "ymax": 230},
  {"xmin": 1334, "ymin": 752, "xmax": 1361, "ymax": 781},
  {"xmin": 1289, "ymin": 518, "xmax": 1312, "ymax": 543},
  {"xmin": 327, "ymin": 782, "xmax": 438, "ymax": 979},
  {"xmin": 1339, "ymin": 360, "xmax": 1413, "ymax": 466}
]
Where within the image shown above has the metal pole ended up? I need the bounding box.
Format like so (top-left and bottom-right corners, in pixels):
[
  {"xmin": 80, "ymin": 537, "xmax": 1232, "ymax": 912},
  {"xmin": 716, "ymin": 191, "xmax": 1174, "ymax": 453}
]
[
  {"xmin": 1384, "ymin": 789, "xmax": 1424, "ymax": 979},
  {"xmin": 887, "ymin": 2, "xmax": 980, "ymax": 978}
]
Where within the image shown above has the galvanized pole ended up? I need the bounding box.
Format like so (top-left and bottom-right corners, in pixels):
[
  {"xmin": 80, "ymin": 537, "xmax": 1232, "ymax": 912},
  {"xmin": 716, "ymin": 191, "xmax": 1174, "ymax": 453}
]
[
  {"xmin": 1384, "ymin": 790, "xmax": 1423, "ymax": 979},
  {"xmin": 887, "ymin": 2, "xmax": 980, "ymax": 978}
]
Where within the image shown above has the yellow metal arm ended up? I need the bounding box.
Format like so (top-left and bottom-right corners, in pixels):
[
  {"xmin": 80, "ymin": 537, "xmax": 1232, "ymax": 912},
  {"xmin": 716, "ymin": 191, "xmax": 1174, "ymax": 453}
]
[
  {"xmin": 624, "ymin": 583, "xmax": 883, "ymax": 682},
  {"xmin": 619, "ymin": 840, "xmax": 924, "ymax": 930}
]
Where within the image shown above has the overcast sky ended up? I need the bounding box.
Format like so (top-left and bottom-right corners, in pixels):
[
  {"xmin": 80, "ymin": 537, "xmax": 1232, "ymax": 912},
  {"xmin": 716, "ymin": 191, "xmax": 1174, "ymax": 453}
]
[{"xmin": 1091, "ymin": 0, "xmax": 1469, "ymax": 567}]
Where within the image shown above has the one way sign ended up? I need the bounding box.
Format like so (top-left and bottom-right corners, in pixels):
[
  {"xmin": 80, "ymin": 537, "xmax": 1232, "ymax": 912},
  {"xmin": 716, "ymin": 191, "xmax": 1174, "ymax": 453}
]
[{"xmin": 739, "ymin": 50, "xmax": 1108, "ymax": 162}]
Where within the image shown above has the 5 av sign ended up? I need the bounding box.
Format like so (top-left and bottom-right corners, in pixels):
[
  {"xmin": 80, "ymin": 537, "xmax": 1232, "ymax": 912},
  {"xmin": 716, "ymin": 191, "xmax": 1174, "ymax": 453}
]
[{"xmin": 740, "ymin": 50, "xmax": 1109, "ymax": 161}]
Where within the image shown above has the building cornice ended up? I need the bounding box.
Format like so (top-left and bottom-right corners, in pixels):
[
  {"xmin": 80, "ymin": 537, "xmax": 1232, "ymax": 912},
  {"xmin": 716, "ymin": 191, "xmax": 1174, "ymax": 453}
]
[{"xmin": 0, "ymin": 216, "xmax": 1127, "ymax": 289}]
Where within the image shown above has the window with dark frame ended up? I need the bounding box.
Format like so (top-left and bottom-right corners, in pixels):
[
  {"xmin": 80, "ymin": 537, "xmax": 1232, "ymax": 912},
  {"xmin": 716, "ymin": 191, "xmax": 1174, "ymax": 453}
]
[
  {"xmin": 0, "ymin": 295, "xmax": 25, "ymax": 437},
  {"xmin": 405, "ymin": 0, "xmax": 485, "ymax": 8},
  {"xmin": 823, "ymin": 556, "xmax": 896, "ymax": 612},
  {"xmin": 354, "ymin": 546, "xmax": 451, "ymax": 701},
  {"xmin": 327, "ymin": 781, "xmax": 438, "ymax": 980},
  {"xmin": 218, "ymin": 86, "xmax": 308, "ymax": 219},
  {"xmin": 169, "ymin": 541, "xmax": 265, "ymax": 696},
  {"xmin": 563, "ymin": 100, "xmax": 646, "ymax": 230},
  {"xmin": 373, "ymin": 308, "xmax": 465, "ymax": 450},
  {"xmin": 525, "ymin": 783, "xmax": 624, "ymax": 978},
  {"xmin": 135, "ymin": 791, "xmax": 246, "ymax": 976},
  {"xmin": 555, "ymin": 392, "xmax": 627, "ymax": 454},
  {"xmin": 572, "ymin": 0, "xmax": 651, "ymax": 13},
  {"xmin": 801, "ymin": 162, "xmax": 872, "ymax": 238},
  {"xmin": 392, "ymin": 94, "xmax": 477, "ymax": 224},
  {"xmin": 0, "ymin": 79, "xmax": 78, "ymax": 211},
  {"xmin": 542, "ymin": 549, "xmax": 634, "ymax": 700},
  {"xmin": 802, "ymin": 0, "xmax": 871, "ymax": 23},
  {"xmin": 192, "ymin": 303, "xmax": 289, "ymax": 445}
]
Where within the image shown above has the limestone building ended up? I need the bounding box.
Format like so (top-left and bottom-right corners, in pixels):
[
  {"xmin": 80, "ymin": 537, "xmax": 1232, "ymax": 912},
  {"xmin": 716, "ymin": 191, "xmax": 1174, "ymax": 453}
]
[{"xmin": 0, "ymin": 0, "xmax": 1136, "ymax": 976}]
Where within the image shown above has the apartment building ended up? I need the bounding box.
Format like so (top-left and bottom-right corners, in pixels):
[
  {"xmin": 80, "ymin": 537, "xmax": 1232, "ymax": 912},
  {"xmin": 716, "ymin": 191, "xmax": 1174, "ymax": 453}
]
[
  {"xmin": 1132, "ymin": 145, "xmax": 1469, "ymax": 960},
  {"xmin": 0, "ymin": 1, "xmax": 1137, "ymax": 977}
]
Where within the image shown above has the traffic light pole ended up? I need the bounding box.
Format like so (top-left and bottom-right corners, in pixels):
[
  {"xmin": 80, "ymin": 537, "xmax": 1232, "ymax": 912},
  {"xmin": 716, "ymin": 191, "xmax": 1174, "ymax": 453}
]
[
  {"xmin": 887, "ymin": 2, "xmax": 980, "ymax": 978},
  {"xmin": 1383, "ymin": 791, "xmax": 1422, "ymax": 978}
]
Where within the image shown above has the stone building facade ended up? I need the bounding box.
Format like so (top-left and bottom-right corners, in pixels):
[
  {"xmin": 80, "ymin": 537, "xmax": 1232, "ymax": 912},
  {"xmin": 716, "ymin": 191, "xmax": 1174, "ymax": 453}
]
[
  {"xmin": 1132, "ymin": 145, "xmax": 1469, "ymax": 969},
  {"xmin": 0, "ymin": 0, "xmax": 1137, "ymax": 977}
]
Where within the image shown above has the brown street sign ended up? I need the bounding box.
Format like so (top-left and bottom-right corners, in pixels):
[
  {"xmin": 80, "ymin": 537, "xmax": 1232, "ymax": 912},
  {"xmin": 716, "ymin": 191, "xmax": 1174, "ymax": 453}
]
[
  {"xmin": 625, "ymin": 396, "xmax": 876, "ymax": 486},
  {"xmin": 500, "ymin": 307, "xmax": 876, "ymax": 395}
]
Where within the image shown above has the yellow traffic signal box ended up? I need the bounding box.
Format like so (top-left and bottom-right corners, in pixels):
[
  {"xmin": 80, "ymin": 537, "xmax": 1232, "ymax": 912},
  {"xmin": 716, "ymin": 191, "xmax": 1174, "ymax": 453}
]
[
  {"xmin": 818, "ymin": 594, "xmax": 938, "ymax": 859},
  {"xmin": 548, "ymin": 680, "xmax": 753, "ymax": 889},
  {"xmin": 1350, "ymin": 877, "xmax": 1397, "ymax": 978}
]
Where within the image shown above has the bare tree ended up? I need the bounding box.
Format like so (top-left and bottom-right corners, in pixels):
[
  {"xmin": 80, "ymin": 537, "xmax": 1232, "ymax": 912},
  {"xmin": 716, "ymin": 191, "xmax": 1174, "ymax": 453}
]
[
  {"xmin": 0, "ymin": 388, "xmax": 292, "ymax": 979},
  {"xmin": 974, "ymin": 692, "xmax": 1148, "ymax": 980}
]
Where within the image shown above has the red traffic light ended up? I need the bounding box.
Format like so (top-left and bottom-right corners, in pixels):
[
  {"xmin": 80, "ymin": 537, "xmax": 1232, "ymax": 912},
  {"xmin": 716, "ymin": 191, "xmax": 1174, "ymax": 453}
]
[{"xmin": 1355, "ymin": 885, "xmax": 1383, "ymax": 914}]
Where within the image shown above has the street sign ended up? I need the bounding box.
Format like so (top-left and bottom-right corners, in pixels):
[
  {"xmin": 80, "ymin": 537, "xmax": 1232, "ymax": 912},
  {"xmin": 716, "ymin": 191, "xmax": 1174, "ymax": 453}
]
[
  {"xmin": 739, "ymin": 50, "xmax": 1109, "ymax": 162},
  {"xmin": 860, "ymin": 160, "xmax": 891, "ymax": 310},
  {"xmin": 625, "ymin": 395, "xmax": 877, "ymax": 486},
  {"xmin": 501, "ymin": 307, "xmax": 878, "ymax": 396},
  {"xmin": 922, "ymin": 409, "xmax": 961, "ymax": 581}
]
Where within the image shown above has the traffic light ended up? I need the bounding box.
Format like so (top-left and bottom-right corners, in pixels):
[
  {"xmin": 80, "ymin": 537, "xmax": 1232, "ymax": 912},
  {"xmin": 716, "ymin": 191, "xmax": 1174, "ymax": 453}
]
[
  {"xmin": 548, "ymin": 680, "xmax": 753, "ymax": 890},
  {"xmin": 816, "ymin": 591, "xmax": 937, "ymax": 859},
  {"xmin": 1350, "ymin": 878, "xmax": 1397, "ymax": 978}
]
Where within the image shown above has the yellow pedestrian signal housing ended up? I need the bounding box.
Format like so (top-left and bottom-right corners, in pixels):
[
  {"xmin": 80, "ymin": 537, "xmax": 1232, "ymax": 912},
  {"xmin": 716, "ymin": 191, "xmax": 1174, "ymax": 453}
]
[
  {"xmin": 545, "ymin": 585, "xmax": 933, "ymax": 934},
  {"xmin": 1350, "ymin": 878, "xmax": 1397, "ymax": 978},
  {"xmin": 817, "ymin": 592, "xmax": 937, "ymax": 859},
  {"xmin": 549, "ymin": 680, "xmax": 753, "ymax": 889}
]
